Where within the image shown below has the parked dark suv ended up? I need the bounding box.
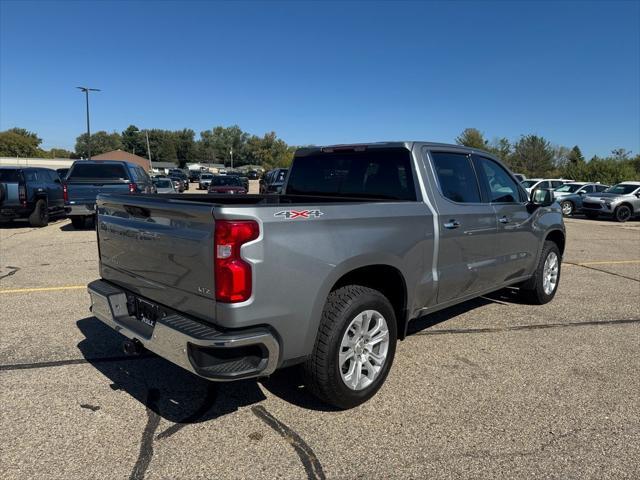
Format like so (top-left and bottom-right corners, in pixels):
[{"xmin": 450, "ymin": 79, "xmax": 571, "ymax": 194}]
[{"xmin": 0, "ymin": 167, "xmax": 65, "ymax": 227}]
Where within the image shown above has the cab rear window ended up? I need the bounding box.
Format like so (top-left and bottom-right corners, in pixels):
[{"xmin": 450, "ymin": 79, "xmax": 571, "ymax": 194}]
[
  {"xmin": 68, "ymin": 164, "xmax": 128, "ymax": 181},
  {"xmin": 286, "ymin": 149, "xmax": 416, "ymax": 200}
]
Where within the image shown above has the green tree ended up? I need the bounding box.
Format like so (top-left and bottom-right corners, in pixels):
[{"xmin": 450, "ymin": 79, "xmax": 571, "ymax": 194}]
[
  {"xmin": 455, "ymin": 128, "xmax": 489, "ymax": 150},
  {"xmin": 174, "ymin": 129, "xmax": 196, "ymax": 167},
  {"xmin": 567, "ymin": 146, "xmax": 585, "ymax": 165},
  {"xmin": 49, "ymin": 148, "xmax": 74, "ymax": 158},
  {"xmin": 0, "ymin": 128, "xmax": 43, "ymax": 157},
  {"xmin": 75, "ymin": 131, "xmax": 123, "ymax": 158},
  {"xmin": 511, "ymin": 135, "xmax": 555, "ymax": 177},
  {"xmin": 488, "ymin": 137, "xmax": 512, "ymax": 164},
  {"xmin": 121, "ymin": 125, "xmax": 147, "ymax": 157}
]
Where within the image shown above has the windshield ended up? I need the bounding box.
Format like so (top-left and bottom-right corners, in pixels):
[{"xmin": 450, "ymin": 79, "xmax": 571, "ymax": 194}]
[
  {"xmin": 0, "ymin": 169, "xmax": 22, "ymax": 182},
  {"xmin": 520, "ymin": 180, "xmax": 539, "ymax": 188},
  {"xmin": 68, "ymin": 163, "xmax": 127, "ymax": 181},
  {"xmin": 555, "ymin": 184, "xmax": 583, "ymax": 193},
  {"xmin": 211, "ymin": 176, "xmax": 242, "ymax": 186},
  {"xmin": 154, "ymin": 179, "xmax": 173, "ymax": 188},
  {"xmin": 201, "ymin": 174, "xmax": 213, "ymax": 179},
  {"xmin": 604, "ymin": 184, "xmax": 639, "ymax": 195}
]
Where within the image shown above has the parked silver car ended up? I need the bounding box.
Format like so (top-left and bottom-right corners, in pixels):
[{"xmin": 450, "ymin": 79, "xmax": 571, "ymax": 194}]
[
  {"xmin": 198, "ymin": 173, "xmax": 214, "ymax": 190},
  {"xmin": 581, "ymin": 182, "xmax": 640, "ymax": 222},
  {"xmin": 553, "ymin": 182, "xmax": 609, "ymax": 216},
  {"xmin": 152, "ymin": 177, "xmax": 177, "ymax": 194}
]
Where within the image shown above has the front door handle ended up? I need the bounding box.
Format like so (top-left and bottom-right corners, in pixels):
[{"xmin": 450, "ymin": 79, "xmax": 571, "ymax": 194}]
[
  {"xmin": 499, "ymin": 216, "xmax": 510, "ymax": 224},
  {"xmin": 443, "ymin": 220, "xmax": 461, "ymax": 229}
]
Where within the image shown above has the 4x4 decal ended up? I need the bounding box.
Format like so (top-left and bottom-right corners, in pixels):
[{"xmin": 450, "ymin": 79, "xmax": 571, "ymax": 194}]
[{"xmin": 274, "ymin": 209, "xmax": 324, "ymax": 219}]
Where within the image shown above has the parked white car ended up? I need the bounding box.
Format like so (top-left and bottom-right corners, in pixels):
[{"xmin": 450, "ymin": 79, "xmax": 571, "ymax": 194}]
[{"xmin": 521, "ymin": 178, "xmax": 573, "ymax": 195}]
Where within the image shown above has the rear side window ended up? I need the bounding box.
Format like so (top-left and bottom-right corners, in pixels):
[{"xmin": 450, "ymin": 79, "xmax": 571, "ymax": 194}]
[
  {"xmin": 68, "ymin": 163, "xmax": 127, "ymax": 181},
  {"xmin": 431, "ymin": 152, "xmax": 481, "ymax": 203},
  {"xmin": 0, "ymin": 170, "xmax": 22, "ymax": 182},
  {"xmin": 24, "ymin": 170, "xmax": 38, "ymax": 182},
  {"xmin": 286, "ymin": 149, "xmax": 416, "ymax": 200}
]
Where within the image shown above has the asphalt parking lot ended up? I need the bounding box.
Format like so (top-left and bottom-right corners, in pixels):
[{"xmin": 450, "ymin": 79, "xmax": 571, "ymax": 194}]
[{"xmin": 1, "ymin": 191, "xmax": 639, "ymax": 479}]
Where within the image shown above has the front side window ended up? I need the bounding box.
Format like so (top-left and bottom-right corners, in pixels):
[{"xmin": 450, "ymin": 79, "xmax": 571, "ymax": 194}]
[
  {"xmin": 550, "ymin": 181, "xmax": 565, "ymax": 189},
  {"xmin": 431, "ymin": 152, "xmax": 481, "ymax": 203},
  {"xmin": 474, "ymin": 156, "xmax": 521, "ymax": 203},
  {"xmin": 520, "ymin": 180, "xmax": 538, "ymax": 189},
  {"xmin": 579, "ymin": 185, "xmax": 595, "ymax": 193},
  {"xmin": 555, "ymin": 184, "xmax": 582, "ymax": 193},
  {"xmin": 595, "ymin": 185, "xmax": 609, "ymax": 192}
]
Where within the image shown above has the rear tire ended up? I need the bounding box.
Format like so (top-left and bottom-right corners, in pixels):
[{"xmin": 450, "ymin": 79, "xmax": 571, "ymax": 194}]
[
  {"xmin": 28, "ymin": 199, "xmax": 49, "ymax": 227},
  {"xmin": 614, "ymin": 205, "xmax": 632, "ymax": 223},
  {"xmin": 303, "ymin": 285, "xmax": 397, "ymax": 409},
  {"xmin": 585, "ymin": 211, "xmax": 599, "ymax": 219},
  {"xmin": 70, "ymin": 216, "xmax": 86, "ymax": 229},
  {"xmin": 520, "ymin": 241, "xmax": 561, "ymax": 305}
]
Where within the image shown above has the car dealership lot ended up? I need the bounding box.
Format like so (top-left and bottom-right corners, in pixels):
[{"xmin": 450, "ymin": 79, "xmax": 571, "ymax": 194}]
[{"xmin": 1, "ymin": 210, "xmax": 639, "ymax": 479}]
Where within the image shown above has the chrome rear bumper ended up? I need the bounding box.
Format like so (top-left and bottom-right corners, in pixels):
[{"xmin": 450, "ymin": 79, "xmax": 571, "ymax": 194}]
[{"xmin": 87, "ymin": 279, "xmax": 279, "ymax": 381}]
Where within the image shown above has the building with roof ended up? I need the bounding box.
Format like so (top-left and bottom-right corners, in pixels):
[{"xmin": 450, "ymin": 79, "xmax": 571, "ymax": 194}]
[{"xmin": 92, "ymin": 150, "xmax": 151, "ymax": 170}]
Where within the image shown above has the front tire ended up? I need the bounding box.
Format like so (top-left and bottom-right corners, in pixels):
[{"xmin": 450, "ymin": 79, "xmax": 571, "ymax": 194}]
[
  {"xmin": 614, "ymin": 205, "xmax": 632, "ymax": 223},
  {"xmin": 560, "ymin": 200, "xmax": 574, "ymax": 216},
  {"xmin": 303, "ymin": 285, "xmax": 397, "ymax": 409},
  {"xmin": 28, "ymin": 199, "xmax": 49, "ymax": 227},
  {"xmin": 520, "ymin": 241, "xmax": 561, "ymax": 305}
]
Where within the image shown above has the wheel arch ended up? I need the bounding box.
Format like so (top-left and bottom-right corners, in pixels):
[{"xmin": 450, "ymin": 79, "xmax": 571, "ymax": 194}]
[
  {"xmin": 330, "ymin": 264, "xmax": 409, "ymax": 340},
  {"xmin": 545, "ymin": 229, "xmax": 566, "ymax": 256}
]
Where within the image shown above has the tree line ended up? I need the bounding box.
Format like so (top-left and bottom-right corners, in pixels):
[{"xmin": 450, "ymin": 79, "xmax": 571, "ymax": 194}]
[
  {"xmin": 0, "ymin": 125, "xmax": 295, "ymax": 170},
  {"xmin": 455, "ymin": 128, "xmax": 639, "ymax": 185},
  {"xmin": 1, "ymin": 125, "xmax": 638, "ymax": 183}
]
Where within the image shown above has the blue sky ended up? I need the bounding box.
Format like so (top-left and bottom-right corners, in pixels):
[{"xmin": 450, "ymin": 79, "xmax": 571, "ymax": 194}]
[{"xmin": 1, "ymin": 1, "xmax": 638, "ymax": 158}]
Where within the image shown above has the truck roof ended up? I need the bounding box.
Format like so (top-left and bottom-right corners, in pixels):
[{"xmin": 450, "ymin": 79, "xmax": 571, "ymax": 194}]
[{"xmin": 295, "ymin": 141, "xmax": 497, "ymax": 157}]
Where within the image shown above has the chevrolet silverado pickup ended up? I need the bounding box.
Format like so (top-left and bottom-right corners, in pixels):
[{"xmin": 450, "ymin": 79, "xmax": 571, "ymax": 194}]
[{"xmin": 88, "ymin": 142, "xmax": 565, "ymax": 409}]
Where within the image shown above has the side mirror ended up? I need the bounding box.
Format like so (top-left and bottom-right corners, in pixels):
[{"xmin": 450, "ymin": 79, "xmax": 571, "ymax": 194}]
[{"xmin": 531, "ymin": 188, "xmax": 554, "ymax": 207}]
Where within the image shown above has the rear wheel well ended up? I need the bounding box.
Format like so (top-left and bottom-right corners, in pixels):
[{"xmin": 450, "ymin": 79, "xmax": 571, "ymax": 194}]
[
  {"xmin": 332, "ymin": 265, "xmax": 408, "ymax": 339},
  {"xmin": 545, "ymin": 230, "xmax": 565, "ymax": 256}
]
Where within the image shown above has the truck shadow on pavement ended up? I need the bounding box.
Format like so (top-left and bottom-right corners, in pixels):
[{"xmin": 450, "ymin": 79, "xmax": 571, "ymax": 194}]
[{"xmin": 75, "ymin": 316, "xmax": 338, "ymax": 422}]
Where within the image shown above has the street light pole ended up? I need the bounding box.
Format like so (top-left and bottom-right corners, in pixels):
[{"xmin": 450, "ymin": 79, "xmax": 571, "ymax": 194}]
[
  {"xmin": 76, "ymin": 87, "xmax": 100, "ymax": 160},
  {"xmin": 144, "ymin": 130, "xmax": 153, "ymax": 172}
]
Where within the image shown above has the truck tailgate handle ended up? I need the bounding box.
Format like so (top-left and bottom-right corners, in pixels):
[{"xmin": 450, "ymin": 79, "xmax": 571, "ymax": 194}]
[
  {"xmin": 124, "ymin": 204, "xmax": 151, "ymax": 218},
  {"xmin": 443, "ymin": 220, "xmax": 460, "ymax": 229}
]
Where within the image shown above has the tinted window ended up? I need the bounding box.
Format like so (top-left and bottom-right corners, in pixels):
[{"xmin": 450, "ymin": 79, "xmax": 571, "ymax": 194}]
[
  {"xmin": 68, "ymin": 163, "xmax": 127, "ymax": 181},
  {"xmin": 431, "ymin": 152, "xmax": 481, "ymax": 203},
  {"xmin": 555, "ymin": 184, "xmax": 582, "ymax": 193},
  {"xmin": 24, "ymin": 170, "xmax": 37, "ymax": 181},
  {"xmin": 550, "ymin": 181, "xmax": 564, "ymax": 188},
  {"xmin": 595, "ymin": 185, "xmax": 609, "ymax": 192},
  {"xmin": 286, "ymin": 149, "xmax": 416, "ymax": 200},
  {"xmin": 154, "ymin": 179, "xmax": 173, "ymax": 188},
  {"xmin": 0, "ymin": 169, "xmax": 22, "ymax": 182},
  {"xmin": 604, "ymin": 184, "xmax": 639, "ymax": 195},
  {"xmin": 475, "ymin": 156, "xmax": 521, "ymax": 203},
  {"xmin": 580, "ymin": 185, "xmax": 595, "ymax": 193},
  {"xmin": 211, "ymin": 176, "xmax": 242, "ymax": 186},
  {"xmin": 520, "ymin": 180, "xmax": 539, "ymax": 188}
]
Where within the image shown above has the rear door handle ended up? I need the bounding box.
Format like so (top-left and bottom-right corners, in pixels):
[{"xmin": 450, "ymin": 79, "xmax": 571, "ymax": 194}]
[
  {"xmin": 499, "ymin": 216, "xmax": 510, "ymax": 224},
  {"xmin": 443, "ymin": 220, "xmax": 460, "ymax": 229}
]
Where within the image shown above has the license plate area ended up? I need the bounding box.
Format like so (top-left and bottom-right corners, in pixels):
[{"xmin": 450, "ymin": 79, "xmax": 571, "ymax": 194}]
[{"xmin": 134, "ymin": 297, "xmax": 159, "ymax": 328}]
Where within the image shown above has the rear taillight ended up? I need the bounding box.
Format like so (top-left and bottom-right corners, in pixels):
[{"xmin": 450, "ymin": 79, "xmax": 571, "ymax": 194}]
[
  {"xmin": 18, "ymin": 183, "xmax": 27, "ymax": 206},
  {"xmin": 214, "ymin": 220, "xmax": 259, "ymax": 303},
  {"xmin": 128, "ymin": 182, "xmax": 137, "ymax": 193},
  {"xmin": 62, "ymin": 183, "xmax": 68, "ymax": 202}
]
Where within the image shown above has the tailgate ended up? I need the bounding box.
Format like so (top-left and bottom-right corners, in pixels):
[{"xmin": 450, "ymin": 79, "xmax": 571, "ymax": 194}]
[
  {"xmin": 66, "ymin": 182, "xmax": 130, "ymax": 204},
  {"xmin": 96, "ymin": 195, "xmax": 217, "ymax": 322}
]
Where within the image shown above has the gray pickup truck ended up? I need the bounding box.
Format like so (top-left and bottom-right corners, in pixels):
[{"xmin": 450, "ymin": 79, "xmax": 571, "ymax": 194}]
[{"xmin": 88, "ymin": 142, "xmax": 565, "ymax": 408}]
